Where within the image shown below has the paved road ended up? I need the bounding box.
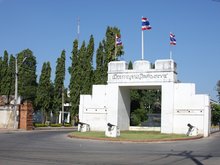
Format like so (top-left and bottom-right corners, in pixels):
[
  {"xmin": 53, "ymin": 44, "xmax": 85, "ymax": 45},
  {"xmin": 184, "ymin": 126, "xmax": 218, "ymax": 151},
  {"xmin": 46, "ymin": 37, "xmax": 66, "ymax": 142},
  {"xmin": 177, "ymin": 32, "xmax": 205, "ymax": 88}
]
[{"xmin": 0, "ymin": 129, "xmax": 219, "ymax": 165}]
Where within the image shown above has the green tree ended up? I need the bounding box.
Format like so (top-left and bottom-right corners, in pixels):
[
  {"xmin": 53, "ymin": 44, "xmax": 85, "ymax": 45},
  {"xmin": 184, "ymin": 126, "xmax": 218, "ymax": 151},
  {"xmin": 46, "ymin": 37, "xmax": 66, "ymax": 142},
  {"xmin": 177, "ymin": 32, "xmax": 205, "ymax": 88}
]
[
  {"xmin": 216, "ymin": 80, "xmax": 220, "ymax": 103},
  {"xmin": 7, "ymin": 55, "xmax": 16, "ymax": 97},
  {"xmin": 53, "ymin": 50, "xmax": 66, "ymax": 116},
  {"xmin": 128, "ymin": 61, "xmax": 133, "ymax": 70},
  {"xmin": 0, "ymin": 52, "xmax": 15, "ymax": 102},
  {"xmin": 0, "ymin": 51, "xmax": 9, "ymax": 95},
  {"xmin": 140, "ymin": 89, "xmax": 161, "ymax": 114},
  {"xmin": 0, "ymin": 56, "xmax": 2, "ymax": 92},
  {"xmin": 102, "ymin": 26, "xmax": 124, "ymax": 84},
  {"xmin": 78, "ymin": 41, "xmax": 87, "ymax": 94},
  {"xmin": 211, "ymin": 103, "xmax": 220, "ymax": 125},
  {"xmin": 130, "ymin": 89, "xmax": 161, "ymax": 126},
  {"xmin": 69, "ymin": 27, "xmax": 123, "ymax": 117},
  {"xmin": 83, "ymin": 35, "xmax": 94, "ymax": 94},
  {"xmin": 17, "ymin": 49, "xmax": 37, "ymax": 102},
  {"xmin": 69, "ymin": 39, "xmax": 80, "ymax": 116},
  {"xmin": 130, "ymin": 108, "xmax": 147, "ymax": 126},
  {"xmin": 94, "ymin": 41, "xmax": 105, "ymax": 84},
  {"xmin": 36, "ymin": 62, "xmax": 53, "ymax": 123}
]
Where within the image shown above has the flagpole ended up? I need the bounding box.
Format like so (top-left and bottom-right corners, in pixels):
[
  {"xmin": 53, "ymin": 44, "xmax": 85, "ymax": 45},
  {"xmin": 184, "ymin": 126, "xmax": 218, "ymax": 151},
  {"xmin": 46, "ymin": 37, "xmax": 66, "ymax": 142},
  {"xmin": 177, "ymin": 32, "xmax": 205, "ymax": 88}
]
[
  {"xmin": 169, "ymin": 32, "xmax": 176, "ymax": 60},
  {"xmin": 169, "ymin": 45, "xmax": 172, "ymax": 59},
  {"xmin": 141, "ymin": 28, "xmax": 144, "ymax": 60},
  {"xmin": 170, "ymin": 50, "xmax": 172, "ymax": 59}
]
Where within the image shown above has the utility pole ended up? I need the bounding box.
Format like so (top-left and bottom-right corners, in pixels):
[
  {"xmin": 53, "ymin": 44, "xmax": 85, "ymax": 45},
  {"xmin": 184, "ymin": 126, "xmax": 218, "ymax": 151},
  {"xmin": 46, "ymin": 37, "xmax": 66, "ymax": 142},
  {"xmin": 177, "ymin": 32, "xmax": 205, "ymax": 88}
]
[
  {"xmin": 62, "ymin": 87, "xmax": 64, "ymax": 125},
  {"xmin": 13, "ymin": 57, "xmax": 18, "ymax": 129},
  {"xmin": 14, "ymin": 56, "xmax": 28, "ymax": 129}
]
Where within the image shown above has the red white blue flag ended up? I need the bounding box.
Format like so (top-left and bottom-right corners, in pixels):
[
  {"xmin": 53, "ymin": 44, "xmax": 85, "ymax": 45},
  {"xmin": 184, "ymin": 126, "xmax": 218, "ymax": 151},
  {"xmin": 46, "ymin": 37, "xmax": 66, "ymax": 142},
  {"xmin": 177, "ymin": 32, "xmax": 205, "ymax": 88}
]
[
  {"xmin": 116, "ymin": 34, "xmax": 122, "ymax": 46},
  {"xmin": 142, "ymin": 17, "xmax": 151, "ymax": 30},
  {"xmin": 170, "ymin": 33, "xmax": 176, "ymax": 45}
]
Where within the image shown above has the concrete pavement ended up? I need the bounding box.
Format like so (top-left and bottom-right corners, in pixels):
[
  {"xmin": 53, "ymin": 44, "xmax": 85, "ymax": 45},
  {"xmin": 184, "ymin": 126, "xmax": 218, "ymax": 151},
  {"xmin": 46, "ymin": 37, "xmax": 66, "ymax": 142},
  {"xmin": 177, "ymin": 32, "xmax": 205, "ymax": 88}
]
[{"xmin": 0, "ymin": 130, "xmax": 219, "ymax": 165}]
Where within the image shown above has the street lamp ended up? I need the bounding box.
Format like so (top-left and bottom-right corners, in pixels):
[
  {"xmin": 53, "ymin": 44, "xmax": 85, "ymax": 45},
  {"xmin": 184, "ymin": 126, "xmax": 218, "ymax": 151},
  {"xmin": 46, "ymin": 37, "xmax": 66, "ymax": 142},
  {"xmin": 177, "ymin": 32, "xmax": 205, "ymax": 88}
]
[{"xmin": 13, "ymin": 56, "xmax": 28, "ymax": 129}]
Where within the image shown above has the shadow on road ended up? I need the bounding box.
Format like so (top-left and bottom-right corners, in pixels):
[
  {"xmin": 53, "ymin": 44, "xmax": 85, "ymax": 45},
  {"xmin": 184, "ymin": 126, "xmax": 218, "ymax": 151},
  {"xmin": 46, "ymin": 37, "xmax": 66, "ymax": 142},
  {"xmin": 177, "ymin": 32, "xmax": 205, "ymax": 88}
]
[{"xmin": 154, "ymin": 150, "xmax": 212, "ymax": 165}]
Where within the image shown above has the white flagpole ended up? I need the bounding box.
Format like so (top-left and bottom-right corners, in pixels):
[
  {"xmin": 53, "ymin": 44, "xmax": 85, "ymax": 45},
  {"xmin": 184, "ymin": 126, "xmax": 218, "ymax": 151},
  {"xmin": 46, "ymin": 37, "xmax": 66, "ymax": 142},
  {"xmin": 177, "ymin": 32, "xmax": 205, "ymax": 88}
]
[
  {"xmin": 141, "ymin": 29, "xmax": 144, "ymax": 60},
  {"xmin": 169, "ymin": 46, "xmax": 172, "ymax": 59}
]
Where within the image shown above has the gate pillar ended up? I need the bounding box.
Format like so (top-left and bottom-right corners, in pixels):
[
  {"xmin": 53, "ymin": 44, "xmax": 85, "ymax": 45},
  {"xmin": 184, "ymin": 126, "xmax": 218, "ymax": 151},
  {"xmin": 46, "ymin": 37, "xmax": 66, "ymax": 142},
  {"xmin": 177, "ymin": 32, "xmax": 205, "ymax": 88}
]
[{"xmin": 19, "ymin": 102, "xmax": 33, "ymax": 130}]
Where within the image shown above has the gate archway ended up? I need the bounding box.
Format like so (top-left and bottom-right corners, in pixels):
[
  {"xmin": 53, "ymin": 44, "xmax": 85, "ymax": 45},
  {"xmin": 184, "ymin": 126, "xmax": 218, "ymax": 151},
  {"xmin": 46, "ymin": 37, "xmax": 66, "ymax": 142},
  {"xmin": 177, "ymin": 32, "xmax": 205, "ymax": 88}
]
[{"xmin": 79, "ymin": 60, "xmax": 211, "ymax": 137}]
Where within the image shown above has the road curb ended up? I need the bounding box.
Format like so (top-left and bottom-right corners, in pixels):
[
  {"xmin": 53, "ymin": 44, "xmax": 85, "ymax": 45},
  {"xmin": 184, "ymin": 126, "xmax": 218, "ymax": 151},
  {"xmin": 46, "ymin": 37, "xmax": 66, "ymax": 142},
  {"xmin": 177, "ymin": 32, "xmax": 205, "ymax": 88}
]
[
  {"xmin": 33, "ymin": 127, "xmax": 77, "ymax": 131},
  {"xmin": 0, "ymin": 127, "xmax": 77, "ymax": 133},
  {"xmin": 68, "ymin": 134, "xmax": 204, "ymax": 143}
]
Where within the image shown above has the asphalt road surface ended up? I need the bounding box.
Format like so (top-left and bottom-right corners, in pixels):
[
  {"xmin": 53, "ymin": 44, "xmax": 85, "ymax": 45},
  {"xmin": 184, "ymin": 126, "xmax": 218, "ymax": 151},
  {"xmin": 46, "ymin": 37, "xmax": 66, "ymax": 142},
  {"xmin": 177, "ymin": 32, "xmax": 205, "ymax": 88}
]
[{"xmin": 0, "ymin": 129, "xmax": 219, "ymax": 165}]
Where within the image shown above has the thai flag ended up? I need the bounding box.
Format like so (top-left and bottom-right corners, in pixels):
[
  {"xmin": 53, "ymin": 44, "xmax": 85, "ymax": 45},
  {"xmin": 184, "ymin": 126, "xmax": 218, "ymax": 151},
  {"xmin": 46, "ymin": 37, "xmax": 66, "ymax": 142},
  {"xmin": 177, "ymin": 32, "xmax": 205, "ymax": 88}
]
[
  {"xmin": 116, "ymin": 34, "xmax": 122, "ymax": 46},
  {"xmin": 170, "ymin": 33, "xmax": 176, "ymax": 45},
  {"xmin": 142, "ymin": 17, "xmax": 151, "ymax": 30}
]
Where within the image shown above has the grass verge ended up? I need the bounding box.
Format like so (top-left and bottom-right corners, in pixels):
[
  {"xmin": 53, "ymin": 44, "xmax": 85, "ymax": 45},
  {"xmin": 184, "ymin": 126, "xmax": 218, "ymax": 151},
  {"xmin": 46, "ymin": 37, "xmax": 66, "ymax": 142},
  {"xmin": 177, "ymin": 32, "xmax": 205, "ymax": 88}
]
[{"xmin": 69, "ymin": 131, "xmax": 201, "ymax": 142}]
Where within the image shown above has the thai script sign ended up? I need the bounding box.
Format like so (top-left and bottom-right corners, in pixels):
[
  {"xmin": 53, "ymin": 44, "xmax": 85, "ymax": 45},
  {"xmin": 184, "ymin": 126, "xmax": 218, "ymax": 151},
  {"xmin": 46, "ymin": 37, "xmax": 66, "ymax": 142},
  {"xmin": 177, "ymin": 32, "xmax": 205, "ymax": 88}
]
[{"xmin": 108, "ymin": 72, "xmax": 175, "ymax": 83}]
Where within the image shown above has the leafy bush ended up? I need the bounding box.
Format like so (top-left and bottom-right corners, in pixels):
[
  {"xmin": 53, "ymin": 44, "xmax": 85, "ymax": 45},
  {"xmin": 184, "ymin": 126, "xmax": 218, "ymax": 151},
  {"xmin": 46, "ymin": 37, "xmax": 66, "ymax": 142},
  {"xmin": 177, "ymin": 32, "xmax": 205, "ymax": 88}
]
[
  {"xmin": 211, "ymin": 103, "xmax": 220, "ymax": 125},
  {"xmin": 50, "ymin": 124, "xmax": 62, "ymax": 127},
  {"xmin": 130, "ymin": 108, "xmax": 148, "ymax": 126},
  {"xmin": 34, "ymin": 123, "xmax": 47, "ymax": 127},
  {"xmin": 64, "ymin": 123, "xmax": 72, "ymax": 127},
  {"xmin": 130, "ymin": 113, "xmax": 141, "ymax": 126},
  {"xmin": 34, "ymin": 123, "xmax": 72, "ymax": 127},
  {"xmin": 135, "ymin": 108, "xmax": 147, "ymax": 121}
]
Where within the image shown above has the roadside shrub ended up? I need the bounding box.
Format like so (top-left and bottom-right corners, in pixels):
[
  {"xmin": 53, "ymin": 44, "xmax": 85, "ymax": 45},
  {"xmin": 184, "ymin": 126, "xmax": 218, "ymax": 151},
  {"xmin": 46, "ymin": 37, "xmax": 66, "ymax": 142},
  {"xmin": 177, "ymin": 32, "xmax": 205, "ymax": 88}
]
[
  {"xmin": 50, "ymin": 124, "xmax": 62, "ymax": 127},
  {"xmin": 64, "ymin": 123, "xmax": 72, "ymax": 127},
  {"xmin": 33, "ymin": 123, "xmax": 72, "ymax": 127},
  {"xmin": 130, "ymin": 113, "xmax": 141, "ymax": 126},
  {"xmin": 211, "ymin": 103, "xmax": 220, "ymax": 125},
  {"xmin": 34, "ymin": 123, "xmax": 47, "ymax": 127},
  {"xmin": 134, "ymin": 108, "xmax": 147, "ymax": 122}
]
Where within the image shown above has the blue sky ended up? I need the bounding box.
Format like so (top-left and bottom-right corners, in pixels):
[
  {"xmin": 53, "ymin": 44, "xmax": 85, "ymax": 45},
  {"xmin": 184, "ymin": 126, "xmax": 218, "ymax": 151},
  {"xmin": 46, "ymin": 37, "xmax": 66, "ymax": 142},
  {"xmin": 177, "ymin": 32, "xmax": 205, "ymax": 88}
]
[{"xmin": 0, "ymin": 0, "xmax": 220, "ymax": 100}]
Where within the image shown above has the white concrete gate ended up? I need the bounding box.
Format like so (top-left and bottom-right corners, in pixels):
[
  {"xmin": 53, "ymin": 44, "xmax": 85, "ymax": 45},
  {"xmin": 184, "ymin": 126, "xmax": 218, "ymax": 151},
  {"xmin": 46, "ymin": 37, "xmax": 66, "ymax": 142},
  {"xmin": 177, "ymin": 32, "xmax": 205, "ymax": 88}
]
[{"xmin": 79, "ymin": 59, "xmax": 211, "ymax": 137}]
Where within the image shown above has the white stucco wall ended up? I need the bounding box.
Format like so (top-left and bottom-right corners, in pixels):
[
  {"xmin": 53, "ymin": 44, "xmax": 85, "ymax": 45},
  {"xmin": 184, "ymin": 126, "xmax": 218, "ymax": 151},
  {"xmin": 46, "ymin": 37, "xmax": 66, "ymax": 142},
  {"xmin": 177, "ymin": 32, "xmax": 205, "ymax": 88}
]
[
  {"xmin": 78, "ymin": 60, "xmax": 211, "ymax": 137},
  {"xmin": 0, "ymin": 106, "xmax": 14, "ymax": 128},
  {"xmin": 105, "ymin": 84, "xmax": 119, "ymax": 126},
  {"xmin": 78, "ymin": 85, "xmax": 108, "ymax": 131},
  {"xmin": 173, "ymin": 83, "xmax": 210, "ymax": 136},
  {"xmin": 161, "ymin": 82, "xmax": 175, "ymax": 134},
  {"xmin": 117, "ymin": 87, "xmax": 130, "ymax": 130}
]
